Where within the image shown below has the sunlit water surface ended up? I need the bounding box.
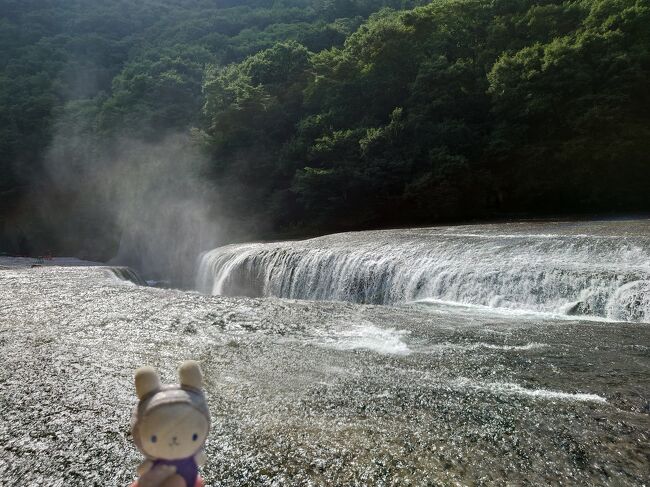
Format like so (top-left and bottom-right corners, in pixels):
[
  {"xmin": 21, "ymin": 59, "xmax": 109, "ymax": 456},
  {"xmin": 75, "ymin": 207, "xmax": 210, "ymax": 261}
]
[
  {"xmin": 0, "ymin": 220, "xmax": 648, "ymax": 485},
  {"xmin": 198, "ymin": 219, "xmax": 650, "ymax": 322}
]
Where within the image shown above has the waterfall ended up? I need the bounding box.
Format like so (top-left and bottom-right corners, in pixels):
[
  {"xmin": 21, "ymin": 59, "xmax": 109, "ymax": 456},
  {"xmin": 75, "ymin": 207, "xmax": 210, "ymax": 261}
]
[
  {"xmin": 106, "ymin": 266, "xmax": 148, "ymax": 286},
  {"xmin": 196, "ymin": 223, "xmax": 650, "ymax": 322}
]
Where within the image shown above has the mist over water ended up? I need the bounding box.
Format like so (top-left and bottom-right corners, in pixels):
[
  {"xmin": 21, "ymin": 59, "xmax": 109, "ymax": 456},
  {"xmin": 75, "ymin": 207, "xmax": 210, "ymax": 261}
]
[
  {"xmin": 35, "ymin": 110, "xmax": 222, "ymax": 285},
  {"xmin": 103, "ymin": 136, "xmax": 220, "ymax": 285},
  {"xmin": 197, "ymin": 220, "xmax": 650, "ymax": 322}
]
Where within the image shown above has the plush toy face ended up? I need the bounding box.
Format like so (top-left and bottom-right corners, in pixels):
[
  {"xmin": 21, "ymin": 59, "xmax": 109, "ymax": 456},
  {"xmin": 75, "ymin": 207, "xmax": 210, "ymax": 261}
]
[
  {"xmin": 132, "ymin": 361, "xmax": 211, "ymax": 462},
  {"xmin": 138, "ymin": 403, "xmax": 210, "ymax": 460}
]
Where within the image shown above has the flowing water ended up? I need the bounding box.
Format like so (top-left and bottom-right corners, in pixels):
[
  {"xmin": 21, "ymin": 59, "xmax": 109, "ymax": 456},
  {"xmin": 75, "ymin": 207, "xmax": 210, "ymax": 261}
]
[
  {"xmin": 0, "ymin": 220, "xmax": 649, "ymax": 486},
  {"xmin": 197, "ymin": 220, "xmax": 650, "ymax": 323}
]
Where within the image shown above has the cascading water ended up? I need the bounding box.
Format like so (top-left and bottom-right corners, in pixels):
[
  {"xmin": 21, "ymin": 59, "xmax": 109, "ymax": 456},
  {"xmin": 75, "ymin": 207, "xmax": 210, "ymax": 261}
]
[{"xmin": 196, "ymin": 220, "xmax": 650, "ymax": 322}]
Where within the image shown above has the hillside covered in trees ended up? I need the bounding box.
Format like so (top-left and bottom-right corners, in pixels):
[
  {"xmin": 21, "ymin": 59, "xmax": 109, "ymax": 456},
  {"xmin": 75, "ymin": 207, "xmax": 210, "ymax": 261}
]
[{"xmin": 1, "ymin": 0, "xmax": 649, "ymax": 259}]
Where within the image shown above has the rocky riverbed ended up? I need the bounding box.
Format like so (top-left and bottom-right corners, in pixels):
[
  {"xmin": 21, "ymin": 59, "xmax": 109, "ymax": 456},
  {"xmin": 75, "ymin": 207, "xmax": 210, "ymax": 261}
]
[{"xmin": 0, "ymin": 262, "xmax": 648, "ymax": 485}]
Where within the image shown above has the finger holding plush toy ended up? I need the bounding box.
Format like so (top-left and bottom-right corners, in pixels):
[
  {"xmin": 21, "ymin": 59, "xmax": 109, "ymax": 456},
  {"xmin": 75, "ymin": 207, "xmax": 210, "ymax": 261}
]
[{"xmin": 130, "ymin": 361, "xmax": 210, "ymax": 487}]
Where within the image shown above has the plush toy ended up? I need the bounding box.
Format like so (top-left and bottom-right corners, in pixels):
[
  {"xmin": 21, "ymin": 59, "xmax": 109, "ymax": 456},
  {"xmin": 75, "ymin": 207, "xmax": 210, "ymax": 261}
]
[{"xmin": 131, "ymin": 361, "xmax": 211, "ymax": 487}]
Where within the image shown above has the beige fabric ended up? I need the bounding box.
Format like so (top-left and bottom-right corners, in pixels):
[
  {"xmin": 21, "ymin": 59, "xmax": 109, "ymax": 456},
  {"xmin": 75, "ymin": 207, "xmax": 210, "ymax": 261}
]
[{"xmin": 131, "ymin": 362, "xmax": 211, "ymax": 457}]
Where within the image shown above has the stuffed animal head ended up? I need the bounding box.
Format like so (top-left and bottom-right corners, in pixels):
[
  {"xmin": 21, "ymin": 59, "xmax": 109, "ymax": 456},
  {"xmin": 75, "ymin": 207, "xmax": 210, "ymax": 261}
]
[{"xmin": 131, "ymin": 361, "xmax": 211, "ymax": 460}]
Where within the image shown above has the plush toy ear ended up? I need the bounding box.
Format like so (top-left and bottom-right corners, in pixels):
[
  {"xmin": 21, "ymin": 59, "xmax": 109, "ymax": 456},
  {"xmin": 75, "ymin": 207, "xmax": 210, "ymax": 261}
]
[
  {"xmin": 179, "ymin": 360, "xmax": 203, "ymax": 389},
  {"xmin": 135, "ymin": 366, "xmax": 161, "ymax": 399}
]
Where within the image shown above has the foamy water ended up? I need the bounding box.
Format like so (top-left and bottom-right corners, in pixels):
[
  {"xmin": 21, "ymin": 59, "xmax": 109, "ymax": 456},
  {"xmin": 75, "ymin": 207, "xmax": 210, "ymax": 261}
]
[
  {"xmin": 312, "ymin": 324, "xmax": 411, "ymax": 355},
  {"xmin": 196, "ymin": 220, "xmax": 650, "ymax": 322},
  {"xmin": 419, "ymin": 342, "xmax": 547, "ymax": 353},
  {"xmin": 452, "ymin": 378, "xmax": 608, "ymax": 404}
]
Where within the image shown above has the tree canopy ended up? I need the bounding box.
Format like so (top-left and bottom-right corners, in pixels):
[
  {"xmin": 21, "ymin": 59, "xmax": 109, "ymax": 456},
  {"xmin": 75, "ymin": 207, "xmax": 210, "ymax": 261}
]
[
  {"xmin": 202, "ymin": 0, "xmax": 650, "ymax": 235},
  {"xmin": 1, "ymin": 0, "xmax": 648, "ymax": 257}
]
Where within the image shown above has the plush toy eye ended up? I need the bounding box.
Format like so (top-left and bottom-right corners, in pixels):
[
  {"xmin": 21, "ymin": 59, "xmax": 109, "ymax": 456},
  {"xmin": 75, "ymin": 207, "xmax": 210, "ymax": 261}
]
[
  {"xmin": 192, "ymin": 433, "xmax": 198, "ymax": 441},
  {"xmin": 151, "ymin": 435, "xmax": 157, "ymax": 443}
]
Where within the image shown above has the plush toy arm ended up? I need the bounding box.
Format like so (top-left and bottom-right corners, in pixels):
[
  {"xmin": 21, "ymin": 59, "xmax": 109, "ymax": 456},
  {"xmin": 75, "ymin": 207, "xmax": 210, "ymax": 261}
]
[
  {"xmin": 194, "ymin": 449, "xmax": 207, "ymax": 467},
  {"xmin": 137, "ymin": 459, "xmax": 154, "ymax": 476}
]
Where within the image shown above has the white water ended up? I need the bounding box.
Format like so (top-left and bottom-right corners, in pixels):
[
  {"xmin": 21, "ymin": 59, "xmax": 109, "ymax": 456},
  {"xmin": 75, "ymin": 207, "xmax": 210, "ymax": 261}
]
[
  {"xmin": 452, "ymin": 378, "xmax": 608, "ymax": 404},
  {"xmin": 313, "ymin": 324, "xmax": 411, "ymax": 355},
  {"xmin": 196, "ymin": 221, "xmax": 650, "ymax": 322}
]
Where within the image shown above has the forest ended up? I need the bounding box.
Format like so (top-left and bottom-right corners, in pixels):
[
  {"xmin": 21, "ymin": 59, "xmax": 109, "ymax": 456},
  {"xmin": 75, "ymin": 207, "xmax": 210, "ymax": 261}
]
[{"xmin": 1, "ymin": 0, "xmax": 649, "ymax": 259}]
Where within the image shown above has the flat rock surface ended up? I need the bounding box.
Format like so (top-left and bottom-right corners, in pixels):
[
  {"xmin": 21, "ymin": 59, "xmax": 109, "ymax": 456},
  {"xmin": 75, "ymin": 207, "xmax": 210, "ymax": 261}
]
[{"xmin": 0, "ymin": 264, "xmax": 648, "ymax": 485}]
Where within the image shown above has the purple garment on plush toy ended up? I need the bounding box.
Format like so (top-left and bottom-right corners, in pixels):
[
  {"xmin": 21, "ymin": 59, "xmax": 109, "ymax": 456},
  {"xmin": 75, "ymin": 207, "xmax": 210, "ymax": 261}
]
[{"xmin": 153, "ymin": 456, "xmax": 197, "ymax": 487}]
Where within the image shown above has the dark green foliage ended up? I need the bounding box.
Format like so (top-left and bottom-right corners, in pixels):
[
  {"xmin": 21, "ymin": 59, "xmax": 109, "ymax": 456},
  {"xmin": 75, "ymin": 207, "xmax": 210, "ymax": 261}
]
[
  {"xmin": 488, "ymin": 0, "xmax": 650, "ymax": 211},
  {"xmin": 203, "ymin": 0, "xmax": 650, "ymax": 234},
  {"xmin": 0, "ymin": 0, "xmax": 408, "ymax": 254},
  {"xmin": 1, "ymin": 0, "xmax": 649, "ymax": 256}
]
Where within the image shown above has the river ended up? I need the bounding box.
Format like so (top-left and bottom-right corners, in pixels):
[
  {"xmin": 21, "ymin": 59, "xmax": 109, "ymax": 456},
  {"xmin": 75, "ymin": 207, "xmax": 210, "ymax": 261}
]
[{"xmin": 0, "ymin": 219, "xmax": 648, "ymax": 485}]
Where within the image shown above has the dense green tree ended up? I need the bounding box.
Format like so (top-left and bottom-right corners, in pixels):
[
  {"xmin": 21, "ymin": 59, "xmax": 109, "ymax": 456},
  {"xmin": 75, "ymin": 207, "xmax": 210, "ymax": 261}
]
[
  {"xmin": 98, "ymin": 46, "xmax": 214, "ymax": 139},
  {"xmin": 488, "ymin": 0, "xmax": 650, "ymax": 211},
  {"xmin": 1, "ymin": 0, "xmax": 408, "ymax": 253},
  {"xmin": 201, "ymin": 0, "xmax": 650, "ymax": 235},
  {"xmin": 1, "ymin": 0, "xmax": 649, "ymax": 257}
]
